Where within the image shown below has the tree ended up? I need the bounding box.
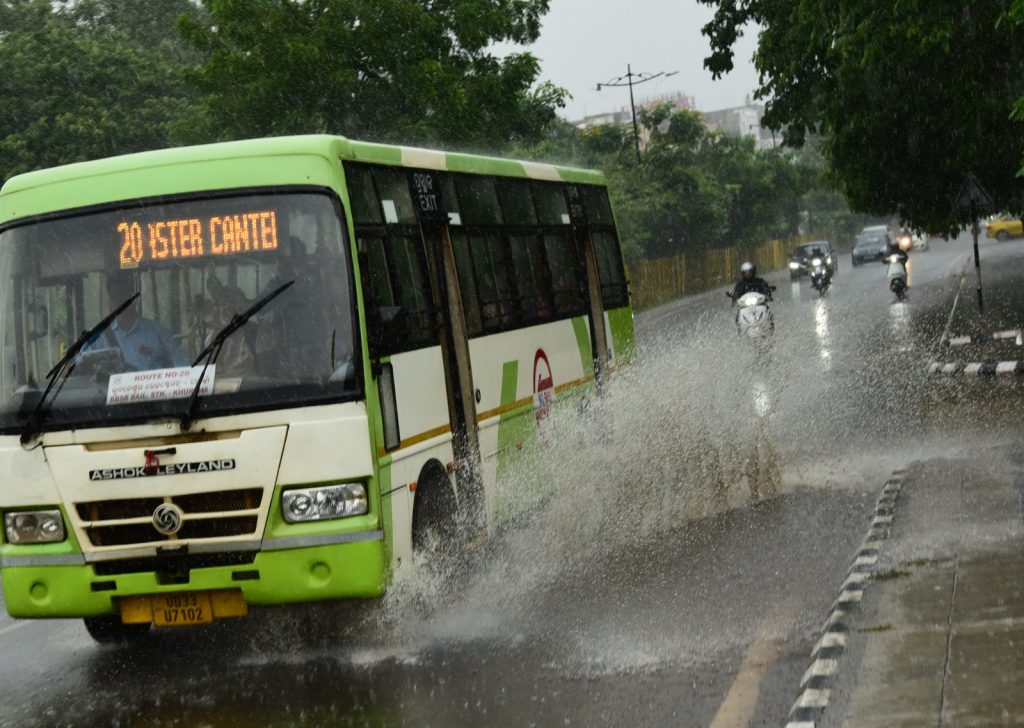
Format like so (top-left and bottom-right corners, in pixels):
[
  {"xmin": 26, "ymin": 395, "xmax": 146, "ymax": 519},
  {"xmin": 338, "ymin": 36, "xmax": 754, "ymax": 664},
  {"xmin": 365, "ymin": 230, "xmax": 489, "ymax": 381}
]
[
  {"xmin": 518, "ymin": 106, "xmax": 815, "ymax": 262},
  {"xmin": 176, "ymin": 0, "xmax": 566, "ymax": 150},
  {"xmin": 0, "ymin": 0, "xmax": 198, "ymax": 179},
  {"xmin": 699, "ymin": 0, "xmax": 1024, "ymax": 233}
]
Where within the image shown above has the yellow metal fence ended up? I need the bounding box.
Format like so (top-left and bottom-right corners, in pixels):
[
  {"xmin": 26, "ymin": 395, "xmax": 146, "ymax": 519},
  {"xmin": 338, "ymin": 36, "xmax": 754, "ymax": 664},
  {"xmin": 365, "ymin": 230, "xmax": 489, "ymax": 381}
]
[{"xmin": 626, "ymin": 235, "xmax": 810, "ymax": 310}]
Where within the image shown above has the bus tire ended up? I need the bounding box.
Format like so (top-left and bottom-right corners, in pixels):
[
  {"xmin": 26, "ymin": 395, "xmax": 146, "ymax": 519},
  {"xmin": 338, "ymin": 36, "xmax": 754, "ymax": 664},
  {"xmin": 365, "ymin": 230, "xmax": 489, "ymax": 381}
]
[
  {"xmin": 411, "ymin": 462, "xmax": 466, "ymax": 571},
  {"xmin": 83, "ymin": 616, "xmax": 151, "ymax": 644}
]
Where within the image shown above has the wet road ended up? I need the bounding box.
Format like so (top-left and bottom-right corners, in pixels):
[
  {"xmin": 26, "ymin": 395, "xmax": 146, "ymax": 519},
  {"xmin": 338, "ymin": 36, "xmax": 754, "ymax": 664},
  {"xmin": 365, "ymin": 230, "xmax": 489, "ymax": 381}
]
[{"xmin": 3, "ymin": 233, "xmax": 1023, "ymax": 727}]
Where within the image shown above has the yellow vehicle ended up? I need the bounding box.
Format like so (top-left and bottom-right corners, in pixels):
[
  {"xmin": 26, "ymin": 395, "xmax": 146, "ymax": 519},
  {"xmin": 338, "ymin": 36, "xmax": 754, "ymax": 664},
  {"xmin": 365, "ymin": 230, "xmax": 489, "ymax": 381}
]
[{"xmin": 985, "ymin": 216, "xmax": 1023, "ymax": 241}]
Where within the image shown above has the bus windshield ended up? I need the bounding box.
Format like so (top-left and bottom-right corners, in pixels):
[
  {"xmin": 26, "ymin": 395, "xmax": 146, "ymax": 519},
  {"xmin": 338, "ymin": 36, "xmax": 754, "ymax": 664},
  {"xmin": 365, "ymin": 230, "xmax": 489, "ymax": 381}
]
[{"xmin": 0, "ymin": 190, "xmax": 360, "ymax": 435}]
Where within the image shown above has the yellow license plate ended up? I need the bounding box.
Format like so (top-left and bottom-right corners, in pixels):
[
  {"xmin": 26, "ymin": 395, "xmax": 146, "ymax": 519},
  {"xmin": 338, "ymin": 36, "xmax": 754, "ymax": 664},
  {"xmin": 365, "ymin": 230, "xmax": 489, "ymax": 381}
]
[
  {"xmin": 120, "ymin": 589, "xmax": 248, "ymax": 627},
  {"xmin": 152, "ymin": 591, "xmax": 213, "ymax": 628}
]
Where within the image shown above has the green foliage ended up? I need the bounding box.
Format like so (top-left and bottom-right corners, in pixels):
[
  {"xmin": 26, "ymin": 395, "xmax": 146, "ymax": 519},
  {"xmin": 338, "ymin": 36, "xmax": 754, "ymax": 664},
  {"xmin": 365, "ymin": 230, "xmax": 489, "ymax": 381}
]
[
  {"xmin": 517, "ymin": 106, "xmax": 819, "ymax": 262},
  {"xmin": 176, "ymin": 0, "xmax": 566, "ymax": 149},
  {"xmin": 698, "ymin": 0, "xmax": 1024, "ymax": 233},
  {"xmin": 0, "ymin": 0, "xmax": 198, "ymax": 179}
]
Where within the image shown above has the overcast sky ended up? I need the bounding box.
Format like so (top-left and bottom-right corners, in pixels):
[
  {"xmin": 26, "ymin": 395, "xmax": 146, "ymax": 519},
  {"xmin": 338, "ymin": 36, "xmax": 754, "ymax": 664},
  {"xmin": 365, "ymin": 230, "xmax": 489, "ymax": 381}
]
[{"xmin": 506, "ymin": 0, "xmax": 761, "ymax": 121}]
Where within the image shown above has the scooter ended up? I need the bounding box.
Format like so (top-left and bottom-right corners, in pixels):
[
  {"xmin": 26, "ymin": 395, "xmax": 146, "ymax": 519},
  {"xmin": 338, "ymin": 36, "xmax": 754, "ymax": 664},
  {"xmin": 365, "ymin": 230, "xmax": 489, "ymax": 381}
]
[
  {"xmin": 887, "ymin": 253, "xmax": 907, "ymax": 301},
  {"xmin": 726, "ymin": 288, "xmax": 775, "ymax": 339},
  {"xmin": 809, "ymin": 257, "xmax": 831, "ymax": 297}
]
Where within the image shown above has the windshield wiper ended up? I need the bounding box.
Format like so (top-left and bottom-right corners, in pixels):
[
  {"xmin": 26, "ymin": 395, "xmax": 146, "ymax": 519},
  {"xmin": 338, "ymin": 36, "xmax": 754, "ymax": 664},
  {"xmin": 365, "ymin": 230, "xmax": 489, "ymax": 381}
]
[
  {"xmin": 20, "ymin": 293, "xmax": 140, "ymax": 445},
  {"xmin": 179, "ymin": 280, "xmax": 294, "ymax": 431}
]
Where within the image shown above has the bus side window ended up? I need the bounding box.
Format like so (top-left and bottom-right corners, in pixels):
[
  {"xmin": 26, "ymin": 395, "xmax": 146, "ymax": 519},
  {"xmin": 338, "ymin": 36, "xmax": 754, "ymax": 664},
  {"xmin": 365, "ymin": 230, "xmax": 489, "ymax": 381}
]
[
  {"xmin": 592, "ymin": 231, "xmax": 629, "ymax": 309},
  {"xmin": 509, "ymin": 235, "xmax": 553, "ymax": 322},
  {"xmin": 373, "ymin": 169, "xmax": 418, "ymax": 225},
  {"xmin": 533, "ymin": 183, "xmax": 571, "ymax": 226},
  {"xmin": 345, "ymin": 165, "xmax": 383, "ymax": 224},
  {"xmin": 468, "ymin": 236, "xmax": 515, "ymax": 333},
  {"xmin": 360, "ymin": 236, "xmax": 391, "ymax": 355},
  {"xmin": 456, "ymin": 177, "xmax": 503, "ymax": 226},
  {"xmin": 497, "ymin": 181, "xmax": 538, "ymax": 225},
  {"xmin": 579, "ymin": 186, "xmax": 615, "ymax": 226},
  {"xmin": 359, "ymin": 235, "xmax": 436, "ymax": 355},
  {"xmin": 451, "ymin": 233, "xmax": 483, "ymax": 336},
  {"xmin": 542, "ymin": 234, "xmax": 587, "ymax": 317}
]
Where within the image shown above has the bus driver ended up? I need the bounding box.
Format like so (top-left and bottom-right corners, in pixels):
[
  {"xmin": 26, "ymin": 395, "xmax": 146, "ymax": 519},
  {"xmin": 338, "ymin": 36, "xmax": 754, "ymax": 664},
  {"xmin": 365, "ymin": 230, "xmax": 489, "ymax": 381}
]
[{"xmin": 102, "ymin": 271, "xmax": 189, "ymax": 372}]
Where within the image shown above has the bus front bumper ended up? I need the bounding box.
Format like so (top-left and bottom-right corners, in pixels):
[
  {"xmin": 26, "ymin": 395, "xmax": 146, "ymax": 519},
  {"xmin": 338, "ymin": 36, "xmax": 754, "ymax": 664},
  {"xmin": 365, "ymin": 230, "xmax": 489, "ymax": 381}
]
[{"xmin": 1, "ymin": 538, "xmax": 387, "ymax": 619}]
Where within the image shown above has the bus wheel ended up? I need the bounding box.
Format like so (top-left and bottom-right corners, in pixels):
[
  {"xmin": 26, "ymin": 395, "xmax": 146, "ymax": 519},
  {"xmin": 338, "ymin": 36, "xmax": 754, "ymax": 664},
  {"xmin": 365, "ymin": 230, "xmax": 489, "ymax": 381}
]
[
  {"xmin": 411, "ymin": 464, "xmax": 466, "ymax": 574},
  {"xmin": 83, "ymin": 616, "xmax": 151, "ymax": 644}
]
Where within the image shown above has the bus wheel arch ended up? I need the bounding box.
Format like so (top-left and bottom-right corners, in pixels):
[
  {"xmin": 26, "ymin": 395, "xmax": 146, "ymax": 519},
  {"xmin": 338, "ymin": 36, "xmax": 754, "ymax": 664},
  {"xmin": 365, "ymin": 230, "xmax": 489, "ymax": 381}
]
[{"xmin": 411, "ymin": 459, "xmax": 461, "ymax": 557}]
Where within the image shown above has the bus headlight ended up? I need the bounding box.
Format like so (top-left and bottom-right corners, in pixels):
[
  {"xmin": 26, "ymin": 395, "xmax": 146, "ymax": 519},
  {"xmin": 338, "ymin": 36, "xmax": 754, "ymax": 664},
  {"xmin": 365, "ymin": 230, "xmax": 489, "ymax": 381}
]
[
  {"xmin": 281, "ymin": 484, "xmax": 368, "ymax": 523},
  {"xmin": 4, "ymin": 510, "xmax": 66, "ymax": 544}
]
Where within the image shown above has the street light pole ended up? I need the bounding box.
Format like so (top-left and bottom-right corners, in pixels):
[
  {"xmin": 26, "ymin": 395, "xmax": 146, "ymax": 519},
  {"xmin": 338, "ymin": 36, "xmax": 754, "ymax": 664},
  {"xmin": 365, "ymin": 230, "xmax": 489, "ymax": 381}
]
[{"xmin": 597, "ymin": 65, "xmax": 678, "ymax": 164}]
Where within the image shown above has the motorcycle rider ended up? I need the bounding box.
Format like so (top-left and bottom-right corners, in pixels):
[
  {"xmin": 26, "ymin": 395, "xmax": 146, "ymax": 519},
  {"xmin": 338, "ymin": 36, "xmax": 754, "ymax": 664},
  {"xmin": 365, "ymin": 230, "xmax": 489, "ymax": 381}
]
[
  {"xmin": 886, "ymin": 228, "xmax": 912, "ymax": 264},
  {"xmin": 731, "ymin": 261, "xmax": 774, "ymax": 301}
]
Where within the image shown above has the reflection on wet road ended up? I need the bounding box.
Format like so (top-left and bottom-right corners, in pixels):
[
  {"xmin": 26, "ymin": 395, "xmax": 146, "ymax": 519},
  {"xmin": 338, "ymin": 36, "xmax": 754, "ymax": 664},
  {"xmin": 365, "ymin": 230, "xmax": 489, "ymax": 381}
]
[{"xmin": 4, "ymin": 234, "xmax": 1024, "ymax": 727}]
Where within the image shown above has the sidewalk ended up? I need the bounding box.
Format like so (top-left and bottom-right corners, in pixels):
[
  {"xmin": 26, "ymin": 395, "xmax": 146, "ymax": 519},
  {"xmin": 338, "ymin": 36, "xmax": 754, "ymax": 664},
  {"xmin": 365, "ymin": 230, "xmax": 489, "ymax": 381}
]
[
  {"xmin": 832, "ymin": 447, "xmax": 1024, "ymax": 726},
  {"xmin": 931, "ymin": 238, "xmax": 1024, "ymax": 375}
]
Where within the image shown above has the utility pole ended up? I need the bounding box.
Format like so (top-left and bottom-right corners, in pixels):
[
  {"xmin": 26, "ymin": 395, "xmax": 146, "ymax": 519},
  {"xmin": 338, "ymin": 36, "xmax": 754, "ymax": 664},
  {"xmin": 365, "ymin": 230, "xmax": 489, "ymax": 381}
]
[{"xmin": 597, "ymin": 65, "xmax": 678, "ymax": 164}]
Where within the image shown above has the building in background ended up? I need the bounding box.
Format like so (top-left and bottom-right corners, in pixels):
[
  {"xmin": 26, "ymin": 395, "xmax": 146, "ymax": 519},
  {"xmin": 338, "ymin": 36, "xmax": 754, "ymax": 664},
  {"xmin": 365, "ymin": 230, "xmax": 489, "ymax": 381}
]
[
  {"xmin": 701, "ymin": 96, "xmax": 778, "ymax": 149},
  {"xmin": 573, "ymin": 91, "xmax": 696, "ymax": 130},
  {"xmin": 571, "ymin": 92, "xmax": 779, "ymax": 150}
]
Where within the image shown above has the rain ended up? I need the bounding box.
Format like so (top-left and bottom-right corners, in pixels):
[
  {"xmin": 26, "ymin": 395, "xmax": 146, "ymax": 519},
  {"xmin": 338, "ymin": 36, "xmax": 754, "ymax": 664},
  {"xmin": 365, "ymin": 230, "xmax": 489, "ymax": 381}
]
[{"xmin": 1, "ymin": 1, "xmax": 1024, "ymax": 727}]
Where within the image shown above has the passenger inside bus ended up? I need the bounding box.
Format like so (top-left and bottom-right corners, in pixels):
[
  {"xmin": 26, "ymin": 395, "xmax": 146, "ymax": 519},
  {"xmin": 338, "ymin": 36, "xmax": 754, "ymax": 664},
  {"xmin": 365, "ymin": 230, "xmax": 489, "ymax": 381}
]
[
  {"xmin": 98, "ymin": 271, "xmax": 189, "ymax": 372},
  {"xmin": 203, "ymin": 277, "xmax": 257, "ymax": 378},
  {"xmin": 255, "ymin": 233, "xmax": 352, "ymax": 383}
]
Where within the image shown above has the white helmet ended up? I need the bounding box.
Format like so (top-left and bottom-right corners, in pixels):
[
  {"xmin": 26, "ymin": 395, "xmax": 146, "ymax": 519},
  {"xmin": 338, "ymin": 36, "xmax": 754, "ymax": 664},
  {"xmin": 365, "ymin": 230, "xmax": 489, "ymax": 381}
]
[{"xmin": 740, "ymin": 261, "xmax": 755, "ymax": 274}]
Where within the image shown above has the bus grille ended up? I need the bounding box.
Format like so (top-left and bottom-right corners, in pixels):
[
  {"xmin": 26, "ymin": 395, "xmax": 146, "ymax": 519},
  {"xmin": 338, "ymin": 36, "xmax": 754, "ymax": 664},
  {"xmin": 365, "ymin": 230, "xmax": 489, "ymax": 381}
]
[{"xmin": 75, "ymin": 489, "xmax": 263, "ymax": 548}]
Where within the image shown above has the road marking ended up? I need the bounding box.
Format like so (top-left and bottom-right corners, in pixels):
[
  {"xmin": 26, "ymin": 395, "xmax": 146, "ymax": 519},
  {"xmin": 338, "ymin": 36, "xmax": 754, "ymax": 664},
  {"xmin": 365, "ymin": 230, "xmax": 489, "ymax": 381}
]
[
  {"xmin": 946, "ymin": 329, "xmax": 1023, "ymax": 347},
  {"xmin": 708, "ymin": 599, "xmax": 797, "ymax": 728},
  {"xmin": 0, "ymin": 620, "xmax": 29, "ymax": 639},
  {"xmin": 833, "ymin": 590, "xmax": 864, "ymax": 606},
  {"xmin": 801, "ymin": 658, "xmax": 839, "ymax": 686},
  {"xmin": 813, "ymin": 632, "xmax": 847, "ymax": 654},
  {"xmin": 793, "ymin": 688, "xmax": 831, "ymax": 709},
  {"xmin": 785, "ymin": 471, "xmax": 905, "ymax": 727}
]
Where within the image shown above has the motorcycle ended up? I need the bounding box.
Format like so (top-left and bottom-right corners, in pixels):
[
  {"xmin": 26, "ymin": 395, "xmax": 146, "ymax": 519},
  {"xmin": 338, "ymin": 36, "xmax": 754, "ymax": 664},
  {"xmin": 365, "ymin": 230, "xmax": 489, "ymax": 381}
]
[
  {"xmin": 887, "ymin": 253, "xmax": 908, "ymax": 301},
  {"xmin": 809, "ymin": 257, "xmax": 831, "ymax": 297},
  {"xmin": 726, "ymin": 288, "xmax": 775, "ymax": 339}
]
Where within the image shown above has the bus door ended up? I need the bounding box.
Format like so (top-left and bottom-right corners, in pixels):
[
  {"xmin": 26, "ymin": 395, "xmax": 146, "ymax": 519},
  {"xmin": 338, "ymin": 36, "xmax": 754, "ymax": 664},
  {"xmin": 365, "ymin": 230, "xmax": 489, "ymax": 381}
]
[
  {"xmin": 407, "ymin": 171, "xmax": 486, "ymax": 537},
  {"xmin": 566, "ymin": 185, "xmax": 610, "ymax": 384}
]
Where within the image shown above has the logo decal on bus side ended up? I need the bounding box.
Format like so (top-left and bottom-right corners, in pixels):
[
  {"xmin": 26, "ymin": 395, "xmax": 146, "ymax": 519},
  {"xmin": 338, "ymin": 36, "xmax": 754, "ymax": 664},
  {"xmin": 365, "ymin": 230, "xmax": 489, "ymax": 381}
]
[
  {"xmin": 533, "ymin": 349, "xmax": 555, "ymax": 440},
  {"xmin": 88, "ymin": 459, "xmax": 236, "ymax": 481}
]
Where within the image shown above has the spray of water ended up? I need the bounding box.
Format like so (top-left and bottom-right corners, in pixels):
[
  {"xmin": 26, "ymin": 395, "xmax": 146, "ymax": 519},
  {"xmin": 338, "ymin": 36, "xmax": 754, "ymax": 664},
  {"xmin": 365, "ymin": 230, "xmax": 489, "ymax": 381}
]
[{"xmin": 373, "ymin": 314, "xmax": 800, "ymax": 665}]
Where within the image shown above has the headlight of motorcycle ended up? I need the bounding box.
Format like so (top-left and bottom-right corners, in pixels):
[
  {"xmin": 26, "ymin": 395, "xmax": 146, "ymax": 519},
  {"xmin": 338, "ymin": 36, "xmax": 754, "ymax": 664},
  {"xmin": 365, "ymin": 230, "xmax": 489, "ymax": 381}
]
[
  {"xmin": 4, "ymin": 510, "xmax": 66, "ymax": 544},
  {"xmin": 812, "ymin": 258, "xmax": 822, "ymax": 266},
  {"xmin": 281, "ymin": 483, "xmax": 368, "ymax": 523},
  {"xmin": 789, "ymin": 262, "xmax": 799, "ymax": 269}
]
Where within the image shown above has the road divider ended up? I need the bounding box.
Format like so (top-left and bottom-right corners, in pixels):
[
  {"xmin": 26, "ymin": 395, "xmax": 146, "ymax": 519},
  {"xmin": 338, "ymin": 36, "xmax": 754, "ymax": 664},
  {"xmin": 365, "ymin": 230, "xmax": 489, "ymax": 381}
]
[
  {"xmin": 784, "ymin": 471, "xmax": 904, "ymax": 728},
  {"xmin": 928, "ymin": 360, "xmax": 1024, "ymax": 377},
  {"xmin": 944, "ymin": 329, "xmax": 1023, "ymax": 347}
]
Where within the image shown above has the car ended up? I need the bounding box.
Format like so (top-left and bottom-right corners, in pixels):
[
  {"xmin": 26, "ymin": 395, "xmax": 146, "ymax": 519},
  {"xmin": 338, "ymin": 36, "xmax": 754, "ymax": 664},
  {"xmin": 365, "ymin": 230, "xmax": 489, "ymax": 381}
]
[
  {"xmin": 985, "ymin": 216, "xmax": 1023, "ymax": 241},
  {"xmin": 851, "ymin": 229, "xmax": 890, "ymax": 265},
  {"xmin": 789, "ymin": 240, "xmax": 838, "ymax": 279}
]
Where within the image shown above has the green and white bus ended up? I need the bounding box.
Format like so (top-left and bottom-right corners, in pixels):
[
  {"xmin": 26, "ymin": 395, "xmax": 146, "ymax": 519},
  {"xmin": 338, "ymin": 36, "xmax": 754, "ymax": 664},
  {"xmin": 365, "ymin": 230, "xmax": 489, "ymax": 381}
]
[{"xmin": 0, "ymin": 135, "xmax": 634, "ymax": 641}]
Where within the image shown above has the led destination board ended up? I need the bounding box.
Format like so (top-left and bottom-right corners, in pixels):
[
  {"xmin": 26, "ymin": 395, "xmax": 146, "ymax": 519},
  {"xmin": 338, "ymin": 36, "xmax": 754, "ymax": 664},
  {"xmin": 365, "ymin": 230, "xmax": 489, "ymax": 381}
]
[{"xmin": 117, "ymin": 210, "xmax": 279, "ymax": 268}]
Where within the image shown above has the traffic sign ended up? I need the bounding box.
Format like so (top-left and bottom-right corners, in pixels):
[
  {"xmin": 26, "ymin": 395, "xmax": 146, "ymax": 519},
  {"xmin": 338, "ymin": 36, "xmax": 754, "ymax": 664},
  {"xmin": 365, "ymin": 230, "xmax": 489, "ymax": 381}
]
[{"xmin": 954, "ymin": 174, "xmax": 995, "ymax": 214}]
